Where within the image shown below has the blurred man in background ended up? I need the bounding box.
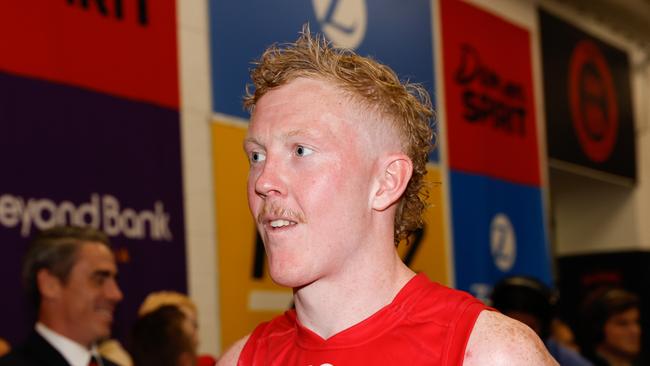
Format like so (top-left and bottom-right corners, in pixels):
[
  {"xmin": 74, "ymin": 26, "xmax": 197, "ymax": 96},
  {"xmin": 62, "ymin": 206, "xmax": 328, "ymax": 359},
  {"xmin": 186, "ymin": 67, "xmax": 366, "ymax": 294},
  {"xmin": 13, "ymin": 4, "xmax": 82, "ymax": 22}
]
[{"xmin": 0, "ymin": 226, "xmax": 123, "ymax": 366}]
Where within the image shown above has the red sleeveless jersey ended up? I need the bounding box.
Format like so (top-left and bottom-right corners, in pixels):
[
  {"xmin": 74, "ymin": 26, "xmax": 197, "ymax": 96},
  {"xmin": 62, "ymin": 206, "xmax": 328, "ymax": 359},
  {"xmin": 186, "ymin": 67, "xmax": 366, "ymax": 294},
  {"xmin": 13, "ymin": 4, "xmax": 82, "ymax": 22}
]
[{"xmin": 239, "ymin": 273, "xmax": 489, "ymax": 365}]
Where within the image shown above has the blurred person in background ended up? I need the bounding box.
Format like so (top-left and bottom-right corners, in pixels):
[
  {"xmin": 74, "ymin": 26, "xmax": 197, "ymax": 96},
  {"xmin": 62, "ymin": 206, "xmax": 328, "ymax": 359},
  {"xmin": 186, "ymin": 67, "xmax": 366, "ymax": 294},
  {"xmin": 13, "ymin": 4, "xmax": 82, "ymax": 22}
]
[
  {"xmin": 136, "ymin": 291, "xmax": 215, "ymax": 366},
  {"xmin": 491, "ymin": 276, "xmax": 593, "ymax": 366},
  {"xmin": 129, "ymin": 305, "xmax": 196, "ymax": 366},
  {"xmin": 578, "ymin": 287, "xmax": 643, "ymax": 366},
  {"xmin": 0, "ymin": 226, "xmax": 123, "ymax": 366}
]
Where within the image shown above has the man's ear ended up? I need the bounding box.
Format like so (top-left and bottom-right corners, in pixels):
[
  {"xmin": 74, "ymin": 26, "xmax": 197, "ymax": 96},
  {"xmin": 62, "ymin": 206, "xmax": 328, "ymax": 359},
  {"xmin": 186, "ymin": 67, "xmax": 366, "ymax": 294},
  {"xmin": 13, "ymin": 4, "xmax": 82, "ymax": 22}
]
[
  {"xmin": 36, "ymin": 269, "xmax": 62, "ymax": 300},
  {"xmin": 372, "ymin": 154, "xmax": 413, "ymax": 211}
]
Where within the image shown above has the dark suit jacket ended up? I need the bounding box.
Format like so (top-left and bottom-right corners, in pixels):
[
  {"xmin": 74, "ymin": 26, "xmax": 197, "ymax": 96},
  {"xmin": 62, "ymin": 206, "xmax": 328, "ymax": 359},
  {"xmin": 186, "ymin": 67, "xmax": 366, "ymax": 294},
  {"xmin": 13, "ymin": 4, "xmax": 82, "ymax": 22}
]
[{"xmin": 0, "ymin": 332, "xmax": 118, "ymax": 366}]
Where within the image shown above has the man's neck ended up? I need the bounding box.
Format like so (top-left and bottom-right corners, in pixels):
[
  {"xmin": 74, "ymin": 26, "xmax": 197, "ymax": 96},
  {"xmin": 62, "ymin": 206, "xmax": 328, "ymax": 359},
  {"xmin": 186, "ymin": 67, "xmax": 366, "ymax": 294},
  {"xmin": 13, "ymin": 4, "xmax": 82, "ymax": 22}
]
[
  {"xmin": 36, "ymin": 322, "xmax": 95, "ymax": 366},
  {"xmin": 39, "ymin": 311, "xmax": 92, "ymax": 349},
  {"xmin": 293, "ymin": 250, "xmax": 414, "ymax": 339}
]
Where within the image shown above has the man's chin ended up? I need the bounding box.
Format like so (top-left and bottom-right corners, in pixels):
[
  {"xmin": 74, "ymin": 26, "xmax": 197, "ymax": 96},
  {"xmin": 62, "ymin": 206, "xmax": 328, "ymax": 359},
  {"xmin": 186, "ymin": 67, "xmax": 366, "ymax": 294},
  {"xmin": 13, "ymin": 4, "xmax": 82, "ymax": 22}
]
[
  {"xmin": 270, "ymin": 270, "xmax": 315, "ymax": 289},
  {"xmin": 92, "ymin": 323, "xmax": 113, "ymax": 341}
]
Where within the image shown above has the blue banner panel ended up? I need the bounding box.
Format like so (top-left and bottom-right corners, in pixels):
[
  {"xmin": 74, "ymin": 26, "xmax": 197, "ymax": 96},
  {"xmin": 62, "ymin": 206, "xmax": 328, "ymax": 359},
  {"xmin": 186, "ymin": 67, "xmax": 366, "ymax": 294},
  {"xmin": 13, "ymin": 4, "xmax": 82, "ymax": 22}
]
[
  {"xmin": 449, "ymin": 171, "xmax": 551, "ymax": 301},
  {"xmin": 0, "ymin": 72, "xmax": 186, "ymax": 345},
  {"xmin": 209, "ymin": 0, "xmax": 437, "ymax": 160}
]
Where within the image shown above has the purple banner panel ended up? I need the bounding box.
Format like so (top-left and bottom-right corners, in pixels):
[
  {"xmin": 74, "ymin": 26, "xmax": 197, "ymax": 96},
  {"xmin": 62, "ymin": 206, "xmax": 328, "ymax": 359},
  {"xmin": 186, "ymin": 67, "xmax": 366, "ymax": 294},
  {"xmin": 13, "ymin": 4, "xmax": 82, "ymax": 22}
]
[{"xmin": 0, "ymin": 71, "xmax": 186, "ymax": 345}]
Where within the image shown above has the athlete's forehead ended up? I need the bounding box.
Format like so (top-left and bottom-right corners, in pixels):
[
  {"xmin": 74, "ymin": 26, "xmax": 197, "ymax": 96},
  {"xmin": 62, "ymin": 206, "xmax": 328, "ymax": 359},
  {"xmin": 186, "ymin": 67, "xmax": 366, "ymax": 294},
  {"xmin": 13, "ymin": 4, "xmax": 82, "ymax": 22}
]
[{"xmin": 248, "ymin": 78, "xmax": 362, "ymax": 133}]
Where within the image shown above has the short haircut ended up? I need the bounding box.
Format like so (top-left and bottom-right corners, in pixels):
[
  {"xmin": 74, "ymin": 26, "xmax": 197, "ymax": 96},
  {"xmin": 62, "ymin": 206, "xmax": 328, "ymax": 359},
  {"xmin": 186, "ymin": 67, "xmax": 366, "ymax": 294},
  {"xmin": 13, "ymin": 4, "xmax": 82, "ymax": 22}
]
[
  {"xmin": 130, "ymin": 305, "xmax": 195, "ymax": 366},
  {"xmin": 22, "ymin": 226, "xmax": 111, "ymax": 308},
  {"xmin": 244, "ymin": 25, "xmax": 435, "ymax": 244}
]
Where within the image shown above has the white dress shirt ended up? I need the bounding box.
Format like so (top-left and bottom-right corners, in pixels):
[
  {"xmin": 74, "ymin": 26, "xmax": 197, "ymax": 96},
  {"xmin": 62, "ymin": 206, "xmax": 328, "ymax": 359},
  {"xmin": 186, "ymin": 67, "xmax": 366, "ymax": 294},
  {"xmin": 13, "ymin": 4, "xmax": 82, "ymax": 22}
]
[{"xmin": 35, "ymin": 322, "xmax": 100, "ymax": 366}]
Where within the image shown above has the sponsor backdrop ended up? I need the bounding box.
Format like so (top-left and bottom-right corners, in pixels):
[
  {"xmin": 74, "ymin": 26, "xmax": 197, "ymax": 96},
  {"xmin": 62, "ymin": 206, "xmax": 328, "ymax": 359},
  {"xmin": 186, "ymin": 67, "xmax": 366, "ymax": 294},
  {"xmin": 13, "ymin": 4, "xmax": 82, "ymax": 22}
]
[
  {"xmin": 0, "ymin": 0, "xmax": 185, "ymax": 345},
  {"xmin": 539, "ymin": 9, "xmax": 636, "ymax": 183},
  {"xmin": 440, "ymin": 0, "xmax": 552, "ymax": 298},
  {"xmin": 209, "ymin": 0, "xmax": 447, "ymax": 348}
]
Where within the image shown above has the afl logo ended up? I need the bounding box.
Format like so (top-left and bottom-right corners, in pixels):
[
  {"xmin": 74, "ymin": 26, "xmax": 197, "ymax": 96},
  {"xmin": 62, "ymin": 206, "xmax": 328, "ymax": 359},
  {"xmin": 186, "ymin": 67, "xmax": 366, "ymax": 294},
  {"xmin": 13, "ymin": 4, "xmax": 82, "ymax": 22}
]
[
  {"xmin": 312, "ymin": 0, "xmax": 367, "ymax": 49},
  {"xmin": 568, "ymin": 40, "xmax": 618, "ymax": 163},
  {"xmin": 490, "ymin": 213, "xmax": 516, "ymax": 272}
]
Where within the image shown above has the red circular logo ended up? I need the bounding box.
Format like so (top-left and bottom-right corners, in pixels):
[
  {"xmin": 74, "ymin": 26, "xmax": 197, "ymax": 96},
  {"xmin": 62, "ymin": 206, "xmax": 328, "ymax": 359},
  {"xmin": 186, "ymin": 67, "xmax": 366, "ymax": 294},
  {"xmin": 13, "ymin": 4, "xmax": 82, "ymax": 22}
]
[{"xmin": 568, "ymin": 40, "xmax": 618, "ymax": 163}]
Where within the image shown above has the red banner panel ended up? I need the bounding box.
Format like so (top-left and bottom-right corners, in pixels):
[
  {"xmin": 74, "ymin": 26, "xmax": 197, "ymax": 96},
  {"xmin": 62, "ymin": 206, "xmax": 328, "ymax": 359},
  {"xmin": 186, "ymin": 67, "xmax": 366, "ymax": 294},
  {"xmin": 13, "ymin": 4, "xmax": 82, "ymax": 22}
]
[
  {"xmin": 0, "ymin": 0, "xmax": 178, "ymax": 108},
  {"xmin": 441, "ymin": 0, "xmax": 540, "ymax": 186}
]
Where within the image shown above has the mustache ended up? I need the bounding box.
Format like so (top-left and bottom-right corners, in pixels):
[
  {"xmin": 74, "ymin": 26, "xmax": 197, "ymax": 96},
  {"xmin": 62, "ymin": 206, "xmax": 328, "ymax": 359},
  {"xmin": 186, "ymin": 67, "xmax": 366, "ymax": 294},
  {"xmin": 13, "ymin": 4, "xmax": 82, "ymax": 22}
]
[{"xmin": 257, "ymin": 203, "xmax": 306, "ymax": 225}]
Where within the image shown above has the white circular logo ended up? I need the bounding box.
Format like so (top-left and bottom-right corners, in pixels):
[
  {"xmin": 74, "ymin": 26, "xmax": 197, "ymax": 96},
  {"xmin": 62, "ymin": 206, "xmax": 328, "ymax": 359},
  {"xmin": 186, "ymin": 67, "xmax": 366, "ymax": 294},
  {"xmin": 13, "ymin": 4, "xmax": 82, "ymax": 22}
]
[
  {"xmin": 490, "ymin": 213, "xmax": 516, "ymax": 272},
  {"xmin": 312, "ymin": 0, "xmax": 367, "ymax": 49}
]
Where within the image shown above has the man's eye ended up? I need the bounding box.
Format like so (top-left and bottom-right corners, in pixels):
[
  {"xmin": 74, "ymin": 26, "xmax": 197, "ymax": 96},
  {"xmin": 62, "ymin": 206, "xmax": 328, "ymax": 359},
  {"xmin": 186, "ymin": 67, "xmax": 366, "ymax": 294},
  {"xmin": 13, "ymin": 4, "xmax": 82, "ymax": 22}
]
[
  {"xmin": 251, "ymin": 151, "xmax": 266, "ymax": 162},
  {"xmin": 92, "ymin": 275, "xmax": 107, "ymax": 286},
  {"xmin": 295, "ymin": 145, "xmax": 314, "ymax": 157}
]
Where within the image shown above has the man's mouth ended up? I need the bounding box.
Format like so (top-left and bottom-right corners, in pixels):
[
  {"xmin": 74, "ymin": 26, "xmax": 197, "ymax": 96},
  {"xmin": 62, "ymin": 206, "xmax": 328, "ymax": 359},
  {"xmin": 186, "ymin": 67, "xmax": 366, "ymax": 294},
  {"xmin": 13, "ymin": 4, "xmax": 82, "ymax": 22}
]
[
  {"xmin": 258, "ymin": 203, "xmax": 305, "ymax": 227},
  {"xmin": 269, "ymin": 219, "xmax": 297, "ymax": 228},
  {"xmin": 96, "ymin": 306, "xmax": 115, "ymax": 322}
]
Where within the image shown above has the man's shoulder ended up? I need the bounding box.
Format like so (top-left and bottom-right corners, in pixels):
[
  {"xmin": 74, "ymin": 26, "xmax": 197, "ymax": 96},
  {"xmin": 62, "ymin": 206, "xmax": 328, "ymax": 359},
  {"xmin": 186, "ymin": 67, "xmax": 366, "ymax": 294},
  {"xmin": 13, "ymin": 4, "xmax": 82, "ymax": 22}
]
[
  {"xmin": 0, "ymin": 346, "xmax": 44, "ymax": 366},
  {"xmin": 404, "ymin": 276, "xmax": 487, "ymax": 325},
  {"xmin": 0, "ymin": 349, "xmax": 73, "ymax": 366},
  {"xmin": 217, "ymin": 335, "xmax": 250, "ymax": 366},
  {"xmin": 0, "ymin": 333, "xmax": 71, "ymax": 366},
  {"xmin": 463, "ymin": 311, "xmax": 558, "ymax": 366},
  {"xmin": 403, "ymin": 275, "xmax": 477, "ymax": 305}
]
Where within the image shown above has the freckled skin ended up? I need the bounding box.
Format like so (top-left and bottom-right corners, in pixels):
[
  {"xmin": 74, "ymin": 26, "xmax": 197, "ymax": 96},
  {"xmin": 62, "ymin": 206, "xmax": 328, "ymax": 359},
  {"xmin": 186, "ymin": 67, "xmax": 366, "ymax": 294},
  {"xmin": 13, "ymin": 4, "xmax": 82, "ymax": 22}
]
[{"xmin": 464, "ymin": 311, "xmax": 558, "ymax": 366}]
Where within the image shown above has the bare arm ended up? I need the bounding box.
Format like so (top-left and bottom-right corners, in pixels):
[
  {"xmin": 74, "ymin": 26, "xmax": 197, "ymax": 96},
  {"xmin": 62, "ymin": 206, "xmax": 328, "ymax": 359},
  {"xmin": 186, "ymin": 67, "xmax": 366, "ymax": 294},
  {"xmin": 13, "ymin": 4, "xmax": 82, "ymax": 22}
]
[
  {"xmin": 463, "ymin": 310, "xmax": 558, "ymax": 366},
  {"xmin": 216, "ymin": 335, "xmax": 250, "ymax": 366}
]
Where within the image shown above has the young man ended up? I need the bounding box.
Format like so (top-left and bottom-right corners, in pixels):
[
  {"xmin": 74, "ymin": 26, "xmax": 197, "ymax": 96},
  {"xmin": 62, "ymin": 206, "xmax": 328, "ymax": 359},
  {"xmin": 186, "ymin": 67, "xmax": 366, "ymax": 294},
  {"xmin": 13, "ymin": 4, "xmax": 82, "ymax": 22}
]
[
  {"xmin": 219, "ymin": 28, "xmax": 557, "ymax": 365},
  {"xmin": 0, "ymin": 226, "xmax": 123, "ymax": 366}
]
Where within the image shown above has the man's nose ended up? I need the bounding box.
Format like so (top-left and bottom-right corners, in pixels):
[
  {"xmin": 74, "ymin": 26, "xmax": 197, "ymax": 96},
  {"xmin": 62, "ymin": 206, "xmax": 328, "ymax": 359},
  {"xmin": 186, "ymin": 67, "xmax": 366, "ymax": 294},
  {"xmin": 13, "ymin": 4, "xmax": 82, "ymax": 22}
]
[
  {"xmin": 254, "ymin": 158, "xmax": 286, "ymax": 198},
  {"xmin": 106, "ymin": 279, "xmax": 123, "ymax": 303}
]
